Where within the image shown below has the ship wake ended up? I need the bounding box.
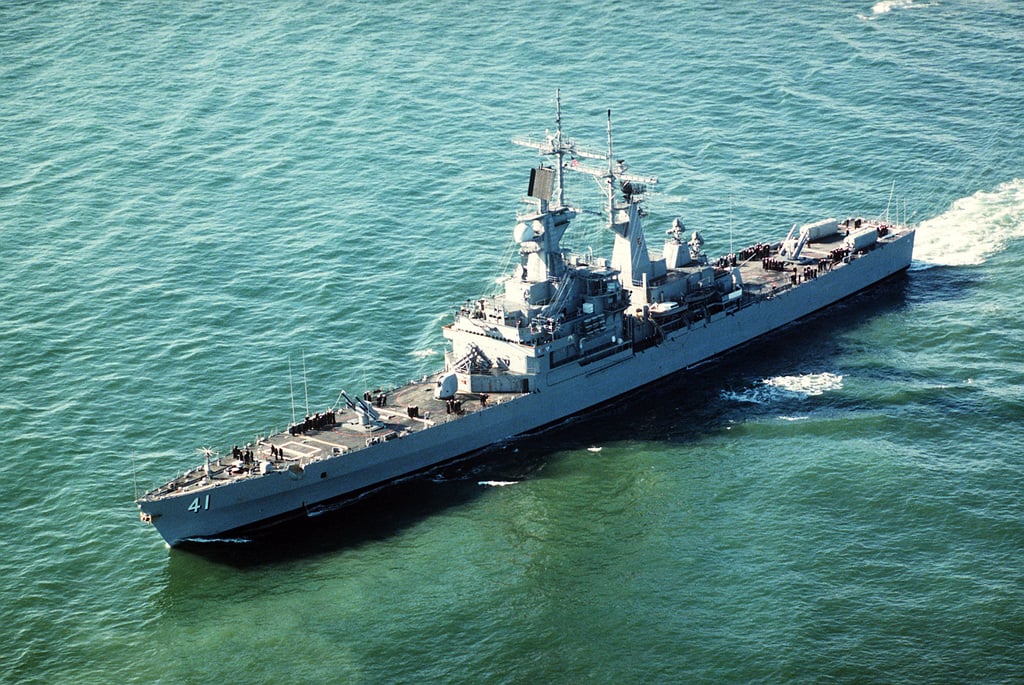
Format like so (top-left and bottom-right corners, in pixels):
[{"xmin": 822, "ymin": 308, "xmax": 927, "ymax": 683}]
[
  {"xmin": 912, "ymin": 179, "xmax": 1024, "ymax": 270},
  {"xmin": 722, "ymin": 372, "xmax": 843, "ymax": 404}
]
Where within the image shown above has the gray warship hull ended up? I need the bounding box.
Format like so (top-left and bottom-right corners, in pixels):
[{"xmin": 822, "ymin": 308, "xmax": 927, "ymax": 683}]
[
  {"xmin": 137, "ymin": 94, "xmax": 916, "ymax": 547},
  {"xmin": 138, "ymin": 230, "xmax": 913, "ymax": 546}
]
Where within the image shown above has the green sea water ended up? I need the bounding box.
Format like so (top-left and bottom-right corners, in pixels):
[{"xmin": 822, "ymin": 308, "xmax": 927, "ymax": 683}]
[{"xmin": 2, "ymin": 1, "xmax": 1023, "ymax": 682}]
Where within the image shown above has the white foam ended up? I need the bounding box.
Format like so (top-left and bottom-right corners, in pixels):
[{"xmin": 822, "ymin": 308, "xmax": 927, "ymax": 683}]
[
  {"xmin": 871, "ymin": 0, "xmax": 915, "ymax": 14},
  {"xmin": 723, "ymin": 372, "xmax": 843, "ymax": 404},
  {"xmin": 478, "ymin": 480, "xmax": 518, "ymax": 487},
  {"xmin": 411, "ymin": 348, "xmax": 438, "ymax": 358},
  {"xmin": 859, "ymin": 0, "xmax": 934, "ymax": 20},
  {"xmin": 912, "ymin": 179, "xmax": 1024, "ymax": 270},
  {"xmin": 765, "ymin": 372, "xmax": 843, "ymax": 396}
]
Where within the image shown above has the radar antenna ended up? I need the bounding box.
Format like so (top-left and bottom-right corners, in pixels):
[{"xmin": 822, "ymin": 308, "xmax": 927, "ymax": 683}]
[
  {"xmin": 512, "ymin": 91, "xmax": 657, "ymax": 233},
  {"xmin": 197, "ymin": 447, "xmax": 215, "ymax": 478}
]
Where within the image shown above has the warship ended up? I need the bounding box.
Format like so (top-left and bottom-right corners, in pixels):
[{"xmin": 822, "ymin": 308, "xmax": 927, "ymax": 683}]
[{"xmin": 137, "ymin": 93, "xmax": 915, "ymax": 547}]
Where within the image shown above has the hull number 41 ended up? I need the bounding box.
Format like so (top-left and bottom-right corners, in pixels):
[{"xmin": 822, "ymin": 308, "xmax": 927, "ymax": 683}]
[{"xmin": 188, "ymin": 495, "xmax": 210, "ymax": 512}]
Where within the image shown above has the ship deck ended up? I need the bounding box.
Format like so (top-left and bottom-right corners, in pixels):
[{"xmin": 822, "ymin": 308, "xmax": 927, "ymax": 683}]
[
  {"xmin": 732, "ymin": 231, "xmax": 849, "ymax": 296},
  {"xmin": 259, "ymin": 380, "xmax": 508, "ymax": 462},
  {"xmin": 143, "ymin": 377, "xmax": 512, "ymax": 499}
]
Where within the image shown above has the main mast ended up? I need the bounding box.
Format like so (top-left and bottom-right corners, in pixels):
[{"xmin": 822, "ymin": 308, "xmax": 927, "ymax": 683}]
[
  {"xmin": 605, "ymin": 109, "xmax": 615, "ymax": 230},
  {"xmin": 554, "ymin": 89, "xmax": 565, "ymax": 208}
]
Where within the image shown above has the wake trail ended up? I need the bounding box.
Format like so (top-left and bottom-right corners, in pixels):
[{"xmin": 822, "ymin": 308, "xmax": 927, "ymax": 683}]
[{"xmin": 911, "ymin": 179, "xmax": 1024, "ymax": 270}]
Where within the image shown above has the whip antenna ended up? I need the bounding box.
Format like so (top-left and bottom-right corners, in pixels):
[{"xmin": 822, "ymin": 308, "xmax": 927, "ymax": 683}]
[
  {"xmin": 302, "ymin": 349, "xmax": 310, "ymax": 417},
  {"xmin": 288, "ymin": 356, "xmax": 296, "ymax": 425},
  {"xmin": 130, "ymin": 451, "xmax": 139, "ymax": 501}
]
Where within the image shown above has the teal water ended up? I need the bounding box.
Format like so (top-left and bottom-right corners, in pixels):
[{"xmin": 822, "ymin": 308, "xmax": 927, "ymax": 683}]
[{"xmin": 2, "ymin": 1, "xmax": 1023, "ymax": 682}]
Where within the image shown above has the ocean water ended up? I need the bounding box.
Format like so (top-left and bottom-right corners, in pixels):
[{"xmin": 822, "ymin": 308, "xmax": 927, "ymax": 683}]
[{"xmin": 2, "ymin": 1, "xmax": 1023, "ymax": 682}]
